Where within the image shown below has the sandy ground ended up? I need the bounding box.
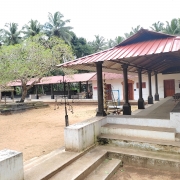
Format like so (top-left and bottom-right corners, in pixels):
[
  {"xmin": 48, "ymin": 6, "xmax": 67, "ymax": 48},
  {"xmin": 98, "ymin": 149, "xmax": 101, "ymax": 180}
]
[
  {"xmin": 111, "ymin": 165, "xmax": 180, "ymax": 180},
  {"xmin": 0, "ymin": 103, "xmax": 98, "ymax": 161},
  {"xmin": 1, "ymin": 103, "xmax": 179, "ymax": 179}
]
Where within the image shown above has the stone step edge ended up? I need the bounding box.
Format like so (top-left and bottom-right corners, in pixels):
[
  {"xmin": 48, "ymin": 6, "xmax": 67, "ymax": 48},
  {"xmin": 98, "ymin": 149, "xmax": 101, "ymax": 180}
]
[
  {"xmin": 73, "ymin": 152, "xmax": 107, "ymax": 180},
  {"xmin": 98, "ymin": 133, "xmax": 180, "ymax": 147},
  {"xmin": 98, "ymin": 145, "xmax": 180, "ymax": 163},
  {"xmin": 48, "ymin": 150, "xmax": 108, "ymax": 180},
  {"xmin": 24, "ymin": 147, "xmax": 65, "ymax": 169},
  {"xmin": 85, "ymin": 158, "xmax": 122, "ymax": 180},
  {"xmin": 24, "ymin": 145, "xmax": 96, "ymax": 180},
  {"xmin": 101, "ymin": 123, "xmax": 176, "ymax": 133}
]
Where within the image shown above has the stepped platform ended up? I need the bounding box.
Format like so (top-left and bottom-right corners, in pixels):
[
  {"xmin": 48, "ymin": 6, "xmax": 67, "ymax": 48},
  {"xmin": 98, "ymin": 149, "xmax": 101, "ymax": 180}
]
[
  {"xmin": 101, "ymin": 123, "xmax": 176, "ymax": 141},
  {"xmin": 24, "ymin": 144, "xmax": 180, "ymax": 180},
  {"xmin": 21, "ymin": 97, "xmax": 180, "ymax": 179}
]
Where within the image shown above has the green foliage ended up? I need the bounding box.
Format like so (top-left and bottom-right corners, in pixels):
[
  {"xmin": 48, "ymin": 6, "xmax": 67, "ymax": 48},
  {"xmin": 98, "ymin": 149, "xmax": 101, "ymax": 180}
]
[
  {"xmin": 0, "ymin": 35, "xmax": 73, "ymax": 101},
  {"xmin": 90, "ymin": 35, "xmax": 107, "ymax": 53},
  {"xmin": 22, "ymin": 20, "xmax": 42, "ymax": 38},
  {"xmin": 44, "ymin": 11, "xmax": 73, "ymax": 45},
  {"xmin": 150, "ymin": 21, "xmax": 164, "ymax": 32},
  {"xmin": 163, "ymin": 18, "xmax": 180, "ymax": 35},
  {"xmin": 70, "ymin": 32, "xmax": 94, "ymax": 58},
  {"xmin": 1, "ymin": 23, "xmax": 21, "ymax": 45}
]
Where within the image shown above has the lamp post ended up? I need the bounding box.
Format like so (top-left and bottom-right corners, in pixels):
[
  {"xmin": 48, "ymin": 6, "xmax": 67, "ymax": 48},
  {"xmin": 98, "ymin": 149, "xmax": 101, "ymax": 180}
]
[{"xmin": 62, "ymin": 74, "xmax": 69, "ymax": 127}]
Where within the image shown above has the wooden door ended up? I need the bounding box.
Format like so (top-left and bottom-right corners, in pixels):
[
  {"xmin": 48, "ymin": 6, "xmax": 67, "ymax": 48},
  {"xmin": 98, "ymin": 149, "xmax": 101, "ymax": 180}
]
[
  {"xmin": 128, "ymin": 83, "xmax": 134, "ymax": 100},
  {"xmin": 106, "ymin": 84, "xmax": 112, "ymax": 100},
  {"xmin": 164, "ymin": 79, "xmax": 175, "ymax": 97}
]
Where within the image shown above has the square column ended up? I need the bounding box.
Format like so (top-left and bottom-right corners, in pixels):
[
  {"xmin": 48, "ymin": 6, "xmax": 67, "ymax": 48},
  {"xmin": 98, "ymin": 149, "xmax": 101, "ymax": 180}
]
[
  {"xmin": 35, "ymin": 85, "xmax": 39, "ymax": 99},
  {"xmin": 86, "ymin": 81, "xmax": 89, "ymax": 99},
  {"xmin": 79, "ymin": 82, "xmax": 82, "ymax": 93},
  {"xmin": 137, "ymin": 68, "xmax": 145, "ymax": 109},
  {"xmin": 148, "ymin": 71, "xmax": 153, "ymax": 104},
  {"xmin": 0, "ymin": 149, "xmax": 24, "ymax": 180},
  {"xmin": 96, "ymin": 62, "xmax": 106, "ymax": 116},
  {"xmin": 154, "ymin": 72, "xmax": 159, "ymax": 101},
  {"xmin": 51, "ymin": 84, "xmax": 54, "ymax": 99},
  {"xmin": 122, "ymin": 64, "xmax": 131, "ymax": 115}
]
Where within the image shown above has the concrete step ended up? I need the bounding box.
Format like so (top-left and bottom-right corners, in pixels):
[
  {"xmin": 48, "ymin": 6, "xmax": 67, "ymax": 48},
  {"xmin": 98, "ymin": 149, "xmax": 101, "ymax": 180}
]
[
  {"xmin": 101, "ymin": 123, "xmax": 176, "ymax": 141},
  {"xmin": 176, "ymin": 133, "xmax": 180, "ymax": 142},
  {"xmin": 24, "ymin": 147, "xmax": 64, "ymax": 171},
  {"xmin": 24, "ymin": 148, "xmax": 88, "ymax": 180},
  {"xmin": 85, "ymin": 158, "xmax": 121, "ymax": 180},
  {"xmin": 98, "ymin": 133, "xmax": 180, "ymax": 154},
  {"xmin": 97, "ymin": 145, "xmax": 180, "ymax": 172},
  {"xmin": 49, "ymin": 148, "xmax": 107, "ymax": 180}
]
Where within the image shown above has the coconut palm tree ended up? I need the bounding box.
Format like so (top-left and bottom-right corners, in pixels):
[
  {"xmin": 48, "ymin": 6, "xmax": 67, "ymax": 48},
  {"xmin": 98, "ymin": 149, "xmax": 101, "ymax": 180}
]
[
  {"xmin": 163, "ymin": 18, "xmax": 180, "ymax": 35},
  {"xmin": 91, "ymin": 35, "xmax": 107, "ymax": 52},
  {"xmin": 131, "ymin": 25, "xmax": 142, "ymax": 34},
  {"xmin": 44, "ymin": 11, "xmax": 73, "ymax": 44},
  {"xmin": 2, "ymin": 23, "xmax": 21, "ymax": 45},
  {"xmin": 124, "ymin": 25, "xmax": 142, "ymax": 39},
  {"xmin": 22, "ymin": 20, "xmax": 42, "ymax": 38},
  {"xmin": 114, "ymin": 36, "xmax": 125, "ymax": 45},
  {"xmin": 150, "ymin": 21, "xmax": 164, "ymax": 32}
]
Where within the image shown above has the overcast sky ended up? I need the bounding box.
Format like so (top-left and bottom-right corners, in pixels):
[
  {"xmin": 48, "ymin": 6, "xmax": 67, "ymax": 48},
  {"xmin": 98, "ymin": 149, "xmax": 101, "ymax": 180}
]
[{"xmin": 0, "ymin": 0, "xmax": 180, "ymax": 41}]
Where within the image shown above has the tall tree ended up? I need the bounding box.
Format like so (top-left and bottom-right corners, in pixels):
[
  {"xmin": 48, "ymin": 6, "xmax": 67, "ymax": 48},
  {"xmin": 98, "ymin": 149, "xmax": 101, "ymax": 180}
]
[
  {"xmin": 22, "ymin": 20, "xmax": 42, "ymax": 38},
  {"xmin": 44, "ymin": 11, "xmax": 73, "ymax": 44},
  {"xmin": 114, "ymin": 36, "xmax": 125, "ymax": 45},
  {"xmin": 91, "ymin": 35, "xmax": 107, "ymax": 52},
  {"xmin": 0, "ymin": 35, "xmax": 73, "ymax": 102},
  {"xmin": 150, "ymin": 21, "xmax": 164, "ymax": 32},
  {"xmin": 124, "ymin": 25, "xmax": 142, "ymax": 38},
  {"xmin": 1, "ymin": 23, "xmax": 21, "ymax": 45},
  {"xmin": 163, "ymin": 18, "xmax": 180, "ymax": 35},
  {"xmin": 70, "ymin": 32, "xmax": 93, "ymax": 58}
]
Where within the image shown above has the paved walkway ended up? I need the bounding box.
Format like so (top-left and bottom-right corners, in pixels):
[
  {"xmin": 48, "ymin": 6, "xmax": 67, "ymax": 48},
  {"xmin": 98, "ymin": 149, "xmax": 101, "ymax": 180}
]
[{"xmin": 133, "ymin": 97, "xmax": 176, "ymax": 119}]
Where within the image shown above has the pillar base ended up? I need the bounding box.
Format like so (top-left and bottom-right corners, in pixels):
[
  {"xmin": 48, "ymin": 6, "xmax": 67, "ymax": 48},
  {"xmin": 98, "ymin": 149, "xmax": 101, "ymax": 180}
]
[
  {"xmin": 138, "ymin": 98, "xmax": 145, "ymax": 109},
  {"xmin": 36, "ymin": 95, "xmax": 39, "ymax": 99},
  {"xmin": 123, "ymin": 103, "xmax": 131, "ymax": 115},
  {"xmin": 96, "ymin": 111, "xmax": 107, "ymax": 116},
  {"xmin": 154, "ymin": 94, "xmax": 159, "ymax": 101},
  {"xmin": 148, "ymin": 96, "xmax": 153, "ymax": 104},
  {"xmin": 51, "ymin": 95, "xmax": 54, "ymax": 99}
]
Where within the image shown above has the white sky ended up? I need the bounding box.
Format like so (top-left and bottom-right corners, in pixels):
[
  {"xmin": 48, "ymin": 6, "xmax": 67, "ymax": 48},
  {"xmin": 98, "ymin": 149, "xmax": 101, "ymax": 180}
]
[{"xmin": 0, "ymin": 0, "xmax": 180, "ymax": 41}]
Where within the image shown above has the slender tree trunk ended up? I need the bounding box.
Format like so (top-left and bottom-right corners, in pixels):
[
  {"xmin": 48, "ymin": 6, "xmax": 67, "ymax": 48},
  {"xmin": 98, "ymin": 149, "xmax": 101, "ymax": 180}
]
[
  {"xmin": 20, "ymin": 83, "xmax": 28, "ymax": 102},
  {"xmin": 20, "ymin": 89, "xmax": 27, "ymax": 102}
]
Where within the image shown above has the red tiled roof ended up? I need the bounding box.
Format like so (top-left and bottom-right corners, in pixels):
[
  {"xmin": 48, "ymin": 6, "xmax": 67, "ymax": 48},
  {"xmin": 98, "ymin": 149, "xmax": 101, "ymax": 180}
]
[
  {"xmin": 8, "ymin": 73, "xmax": 96, "ymax": 86},
  {"xmin": 90, "ymin": 72, "xmax": 137, "ymax": 81},
  {"xmin": 57, "ymin": 29, "xmax": 180, "ymax": 74}
]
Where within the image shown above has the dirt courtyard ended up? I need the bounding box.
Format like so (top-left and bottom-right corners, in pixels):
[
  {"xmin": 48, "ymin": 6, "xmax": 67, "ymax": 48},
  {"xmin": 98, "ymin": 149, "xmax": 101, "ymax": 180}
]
[
  {"xmin": 0, "ymin": 102, "xmax": 99, "ymax": 161},
  {"xmin": 0, "ymin": 103, "xmax": 179, "ymax": 179}
]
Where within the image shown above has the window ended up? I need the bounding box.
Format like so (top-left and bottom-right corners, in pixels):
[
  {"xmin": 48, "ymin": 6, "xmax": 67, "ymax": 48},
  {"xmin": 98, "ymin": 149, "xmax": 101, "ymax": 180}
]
[{"xmin": 136, "ymin": 82, "xmax": 146, "ymax": 88}]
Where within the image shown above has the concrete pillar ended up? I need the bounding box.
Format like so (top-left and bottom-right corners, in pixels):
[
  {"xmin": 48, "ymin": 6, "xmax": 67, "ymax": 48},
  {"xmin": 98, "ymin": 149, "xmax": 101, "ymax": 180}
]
[
  {"xmin": 79, "ymin": 82, "xmax": 82, "ymax": 93},
  {"xmin": 11, "ymin": 91, "xmax": 14, "ymax": 102},
  {"xmin": 50, "ymin": 84, "xmax": 54, "ymax": 99},
  {"xmin": 122, "ymin": 64, "xmax": 131, "ymax": 115},
  {"xmin": 86, "ymin": 81, "xmax": 89, "ymax": 99},
  {"xmin": 148, "ymin": 71, "xmax": 153, "ymax": 104},
  {"xmin": 67, "ymin": 82, "xmax": 71, "ymax": 99},
  {"xmin": 35, "ymin": 86, "xmax": 39, "ymax": 99},
  {"xmin": 154, "ymin": 72, "xmax": 159, "ymax": 101},
  {"xmin": 96, "ymin": 62, "xmax": 106, "ymax": 116},
  {"xmin": 0, "ymin": 149, "xmax": 24, "ymax": 180},
  {"xmin": 137, "ymin": 68, "xmax": 144, "ymax": 109}
]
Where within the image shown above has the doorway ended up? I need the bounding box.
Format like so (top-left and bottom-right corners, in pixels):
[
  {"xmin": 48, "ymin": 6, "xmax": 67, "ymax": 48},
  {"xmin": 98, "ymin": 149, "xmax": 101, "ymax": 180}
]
[
  {"xmin": 128, "ymin": 83, "xmax": 134, "ymax": 100},
  {"xmin": 106, "ymin": 84, "xmax": 112, "ymax": 100},
  {"xmin": 121, "ymin": 80, "xmax": 134, "ymax": 100},
  {"xmin": 164, "ymin": 79, "xmax": 175, "ymax": 97}
]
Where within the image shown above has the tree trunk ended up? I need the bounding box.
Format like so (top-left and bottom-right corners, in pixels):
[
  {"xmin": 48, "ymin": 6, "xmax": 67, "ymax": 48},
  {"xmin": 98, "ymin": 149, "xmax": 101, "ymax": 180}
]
[{"xmin": 20, "ymin": 83, "xmax": 28, "ymax": 103}]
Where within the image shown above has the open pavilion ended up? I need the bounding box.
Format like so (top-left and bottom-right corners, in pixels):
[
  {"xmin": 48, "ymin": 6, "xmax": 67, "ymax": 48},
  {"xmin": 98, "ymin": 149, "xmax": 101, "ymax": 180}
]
[{"xmin": 58, "ymin": 28, "xmax": 180, "ymax": 116}]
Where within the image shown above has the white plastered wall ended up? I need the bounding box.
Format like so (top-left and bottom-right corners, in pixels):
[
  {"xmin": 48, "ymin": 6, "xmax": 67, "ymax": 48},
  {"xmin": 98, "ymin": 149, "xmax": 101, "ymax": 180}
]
[{"xmin": 92, "ymin": 73, "xmax": 180, "ymax": 101}]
